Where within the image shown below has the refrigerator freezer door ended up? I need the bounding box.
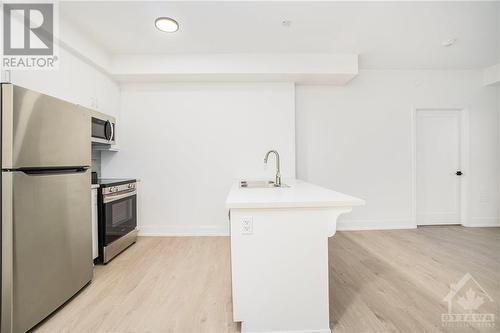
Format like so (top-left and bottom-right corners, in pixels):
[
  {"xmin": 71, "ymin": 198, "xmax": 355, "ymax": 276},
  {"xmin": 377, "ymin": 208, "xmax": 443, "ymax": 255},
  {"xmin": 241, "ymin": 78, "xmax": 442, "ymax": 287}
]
[
  {"xmin": 1, "ymin": 84, "xmax": 91, "ymax": 169},
  {"xmin": 1, "ymin": 170, "xmax": 93, "ymax": 333}
]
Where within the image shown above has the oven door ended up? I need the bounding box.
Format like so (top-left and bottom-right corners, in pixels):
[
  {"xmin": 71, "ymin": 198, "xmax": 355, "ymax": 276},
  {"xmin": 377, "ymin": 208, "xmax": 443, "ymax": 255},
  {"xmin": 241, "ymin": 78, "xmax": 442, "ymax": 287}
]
[{"xmin": 101, "ymin": 190, "xmax": 137, "ymax": 246}]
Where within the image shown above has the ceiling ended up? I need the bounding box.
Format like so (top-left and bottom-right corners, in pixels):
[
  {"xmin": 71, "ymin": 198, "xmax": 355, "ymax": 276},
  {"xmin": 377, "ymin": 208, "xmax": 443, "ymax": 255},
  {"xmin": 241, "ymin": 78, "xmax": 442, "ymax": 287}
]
[{"xmin": 60, "ymin": 1, "xmax": 500, "ymax": 70}]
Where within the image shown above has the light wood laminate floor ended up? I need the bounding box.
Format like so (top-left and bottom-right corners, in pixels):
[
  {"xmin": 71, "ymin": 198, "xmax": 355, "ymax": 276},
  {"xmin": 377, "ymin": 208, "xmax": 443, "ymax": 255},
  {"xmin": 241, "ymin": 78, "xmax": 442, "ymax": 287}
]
[{"xmin": 34, "ymin": 227, "xmax": 499, "ymax": 333}]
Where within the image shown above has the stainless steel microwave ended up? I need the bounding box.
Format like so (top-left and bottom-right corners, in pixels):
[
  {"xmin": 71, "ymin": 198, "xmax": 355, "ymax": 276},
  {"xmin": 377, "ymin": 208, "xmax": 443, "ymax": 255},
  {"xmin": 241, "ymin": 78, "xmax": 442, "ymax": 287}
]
[{"xmin": 91, "ymin": 112, "xmax": 115, "ymax": 145}]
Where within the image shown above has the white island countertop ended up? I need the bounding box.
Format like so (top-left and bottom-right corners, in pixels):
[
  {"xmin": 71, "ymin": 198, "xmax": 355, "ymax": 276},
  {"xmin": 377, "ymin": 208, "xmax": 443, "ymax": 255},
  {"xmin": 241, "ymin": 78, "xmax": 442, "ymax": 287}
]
[{"xmin": 226, "ymin": 179, "xmax": 365, "ymax": 209}]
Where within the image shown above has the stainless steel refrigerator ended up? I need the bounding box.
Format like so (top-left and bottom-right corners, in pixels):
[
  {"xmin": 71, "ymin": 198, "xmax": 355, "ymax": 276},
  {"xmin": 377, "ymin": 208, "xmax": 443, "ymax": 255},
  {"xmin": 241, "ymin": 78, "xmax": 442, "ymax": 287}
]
[{"xmin": 1, "ymin": 83, "xmax": 93, "ymax": 333}]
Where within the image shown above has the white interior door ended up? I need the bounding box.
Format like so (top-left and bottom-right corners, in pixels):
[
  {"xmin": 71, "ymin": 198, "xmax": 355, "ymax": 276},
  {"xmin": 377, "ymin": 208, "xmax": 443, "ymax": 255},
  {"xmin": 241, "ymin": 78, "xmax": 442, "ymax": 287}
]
[{"xmin": 416, "ymin": 110, "xmax": 462, "ymax": 225}]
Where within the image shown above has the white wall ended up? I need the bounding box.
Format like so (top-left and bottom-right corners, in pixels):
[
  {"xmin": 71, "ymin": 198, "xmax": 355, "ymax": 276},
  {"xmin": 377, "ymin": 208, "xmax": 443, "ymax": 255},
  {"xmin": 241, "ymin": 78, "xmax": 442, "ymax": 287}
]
[
  {"xmin": 2, "ymin": 18, "xmax": 120, "ymax": 118},
  {"xmin": 3, "ymin": 12, "xmax": 497, "ymax": 233},
  {"xmin": 296, "ymin": 70, "xmax": 499, "ymax": 230},
  {"xmin": 101, "ymin": 83, "xmax": 296, "ymax": 235},
  {"xmin": 483, "ymin": 63, "xmax": 500, "ymax": 86},
  {"xmin": 6, "ymin": 47, "xmax": 120, "ymax": 117}
]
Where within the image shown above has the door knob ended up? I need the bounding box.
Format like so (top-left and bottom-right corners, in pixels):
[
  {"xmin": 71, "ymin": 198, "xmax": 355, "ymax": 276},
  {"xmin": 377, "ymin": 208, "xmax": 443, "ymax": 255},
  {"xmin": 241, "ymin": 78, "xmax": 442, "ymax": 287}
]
[{"xmin": 456, "ymin": 171, "xmax": 463, "ymax": 176}]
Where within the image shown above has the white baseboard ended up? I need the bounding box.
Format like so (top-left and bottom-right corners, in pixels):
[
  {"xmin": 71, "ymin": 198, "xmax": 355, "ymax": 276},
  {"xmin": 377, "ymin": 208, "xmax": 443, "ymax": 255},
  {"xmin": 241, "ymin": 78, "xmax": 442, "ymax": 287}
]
[
  {"xmin": 137, "ymin": 217, "xmax": 499, "ymax": 237},
  {"xmin": 339, "ymin": 218, "xmax": 500, "ymax": 230},
  {"xmin": 463, "ymin": 217, "xmax": 500, "ymax": 227},
  {"xmin": 337, "ymin": 219, "xmax": 417, "ymax": 231},
  {"xmin": 138, "ymin": 225, "xmax": 229, "ymax": 236}
]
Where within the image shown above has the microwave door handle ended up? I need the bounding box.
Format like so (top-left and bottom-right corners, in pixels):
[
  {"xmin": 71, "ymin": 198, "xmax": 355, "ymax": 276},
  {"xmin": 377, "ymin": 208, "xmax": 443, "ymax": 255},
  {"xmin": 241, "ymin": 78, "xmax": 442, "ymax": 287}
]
[
  {"xmin": 104, "ymin": 120, "xmax": 111, "ymax": 142},
  {"xmin": 109, "ymin": 122, "xmax": 114, "ymax": 143},
  {"xmin": 106, "ymin": 120, "xmax": 110, "ymax": 141}
]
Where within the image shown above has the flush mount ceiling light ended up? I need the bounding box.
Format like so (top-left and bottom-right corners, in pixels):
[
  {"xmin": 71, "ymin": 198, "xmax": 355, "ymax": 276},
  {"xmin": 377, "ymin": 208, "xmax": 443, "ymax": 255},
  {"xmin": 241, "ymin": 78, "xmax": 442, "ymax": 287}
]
[
  {"xmin": 155, "ymin": 17, "xmax": 179, "ymax": 33},
  {"xmin": 442, "ymin": 38, "xmax": 457, "ymax": 47}
]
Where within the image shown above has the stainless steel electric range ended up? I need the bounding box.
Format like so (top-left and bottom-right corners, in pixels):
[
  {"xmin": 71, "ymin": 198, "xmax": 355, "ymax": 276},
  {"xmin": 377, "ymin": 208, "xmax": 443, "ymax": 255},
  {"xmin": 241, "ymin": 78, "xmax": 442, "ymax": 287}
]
[{"xmin": 95, "ymin": 178, "xmax": 138, "ymax": 264}]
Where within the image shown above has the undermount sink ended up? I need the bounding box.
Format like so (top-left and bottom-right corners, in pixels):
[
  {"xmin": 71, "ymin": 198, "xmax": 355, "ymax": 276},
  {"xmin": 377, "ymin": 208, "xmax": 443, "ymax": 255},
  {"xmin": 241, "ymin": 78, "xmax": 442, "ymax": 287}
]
[
  {"xmin": 240, "ymin": 150, "xmax": 290, "ymax": 188},
  {"xmin": 240, "ymin": 180, "xmax": 289, "ymax": 188}
]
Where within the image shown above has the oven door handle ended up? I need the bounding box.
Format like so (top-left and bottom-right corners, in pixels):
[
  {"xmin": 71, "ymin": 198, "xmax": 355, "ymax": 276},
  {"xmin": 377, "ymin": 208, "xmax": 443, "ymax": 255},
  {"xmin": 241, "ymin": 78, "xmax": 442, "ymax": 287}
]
[{"xmin": 103, "ymin": 190, "xmax": 136, "ymax": 203}]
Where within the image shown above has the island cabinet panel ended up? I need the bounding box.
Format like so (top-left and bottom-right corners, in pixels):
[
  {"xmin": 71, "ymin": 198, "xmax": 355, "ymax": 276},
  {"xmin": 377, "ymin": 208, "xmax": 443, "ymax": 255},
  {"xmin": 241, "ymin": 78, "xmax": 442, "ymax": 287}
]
[
  {"xmin": 226, "ymin": 179, "xmax": 364, "ymax": 333},
  {"xmin": 230, "ymin": 207, "xmax": 332, "ymax": 333}
]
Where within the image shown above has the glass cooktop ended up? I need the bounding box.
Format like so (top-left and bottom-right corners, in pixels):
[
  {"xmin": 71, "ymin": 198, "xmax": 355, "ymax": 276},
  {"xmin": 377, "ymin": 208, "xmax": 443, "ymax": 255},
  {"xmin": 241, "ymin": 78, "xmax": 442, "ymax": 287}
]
[{"xmin": 94, "ymin": 178, "xmax": 136, "ymax": 187}]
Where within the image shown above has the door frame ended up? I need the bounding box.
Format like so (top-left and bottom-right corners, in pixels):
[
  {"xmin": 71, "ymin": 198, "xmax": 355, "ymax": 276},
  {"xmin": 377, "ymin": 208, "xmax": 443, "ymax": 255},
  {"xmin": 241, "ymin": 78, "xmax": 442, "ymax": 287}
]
[{"xmin": 410, "ymin": 107, "xmax": 470, "ymax": 227}]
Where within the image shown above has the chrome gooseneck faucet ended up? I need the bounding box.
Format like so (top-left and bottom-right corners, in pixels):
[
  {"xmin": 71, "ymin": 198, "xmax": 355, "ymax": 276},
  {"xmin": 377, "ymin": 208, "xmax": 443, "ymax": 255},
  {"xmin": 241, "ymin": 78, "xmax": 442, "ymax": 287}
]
[{"xmin": 264, "ymin": 150, "xmax": 281, "ymax": 187}]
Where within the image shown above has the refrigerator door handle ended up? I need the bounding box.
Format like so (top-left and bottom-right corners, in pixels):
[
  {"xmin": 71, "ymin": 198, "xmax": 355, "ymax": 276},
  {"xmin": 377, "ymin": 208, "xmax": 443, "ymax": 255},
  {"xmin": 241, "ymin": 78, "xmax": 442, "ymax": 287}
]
[{"xmin": 20, "ymin": 166, "xmax": 90, "ymax": 175}]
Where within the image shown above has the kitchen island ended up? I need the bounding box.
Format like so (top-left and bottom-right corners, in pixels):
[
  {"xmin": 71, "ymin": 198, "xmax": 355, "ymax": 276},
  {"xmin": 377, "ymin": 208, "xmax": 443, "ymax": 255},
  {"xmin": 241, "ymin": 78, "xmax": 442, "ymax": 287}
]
[{"xmin": 226, "ymin": 179, "xmax": 364, "ymax": 333}]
